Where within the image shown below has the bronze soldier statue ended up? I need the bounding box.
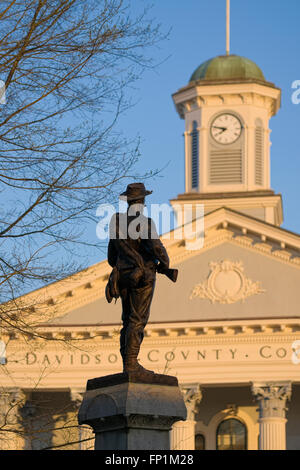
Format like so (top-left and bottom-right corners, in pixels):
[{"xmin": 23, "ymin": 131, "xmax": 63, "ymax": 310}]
[{"xmin": 106, "ymin": 183, "xmax": 177, "ymax": 376}]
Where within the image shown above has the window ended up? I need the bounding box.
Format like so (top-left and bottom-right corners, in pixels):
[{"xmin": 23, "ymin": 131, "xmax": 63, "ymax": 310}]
[
  {"xmin": 191, "ymin": 121, "xmax": 199, "ymax": 189},
  {"xmin": 216, "ymin": 418, "xmax": 247, "ymax": 450},
  {"xmin": 195, "ymin": 433, "xmax": 205, "ymax": 450}
]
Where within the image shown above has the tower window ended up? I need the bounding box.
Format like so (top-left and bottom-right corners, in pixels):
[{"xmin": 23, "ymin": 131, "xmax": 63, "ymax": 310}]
[
  {"xmin": 216, "ymin": 418, "xmax": 247, "ymax": 450},
  {"xmin": 191, "ymin": 121, "xmax": 199, "ymax": 189}
]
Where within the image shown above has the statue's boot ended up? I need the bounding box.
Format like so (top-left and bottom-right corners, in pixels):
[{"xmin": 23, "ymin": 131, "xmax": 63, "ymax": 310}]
[
  {"xmin": 121, "ymin": 323, "xmax": 155, "ymax": 375},
  {"xmin": 124, "ymin": 359, "xmax": 155, "ymax": 375},
  {"xmin": 122, "ymin": 344, "xmax": 154, "ymax": 375}
]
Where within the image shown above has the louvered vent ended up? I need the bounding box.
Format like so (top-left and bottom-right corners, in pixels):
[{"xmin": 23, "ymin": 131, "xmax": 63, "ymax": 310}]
[
  {"xmin": 191, "ymin": 121, "xmax": 199, "ymax": 189},
  {"xmin": 209, "ymin": 148, "xmax": 243, "ymax": 184},
  {"xmin": 255, "ymin": 126, "xmax": 264, "ymax": 185}
]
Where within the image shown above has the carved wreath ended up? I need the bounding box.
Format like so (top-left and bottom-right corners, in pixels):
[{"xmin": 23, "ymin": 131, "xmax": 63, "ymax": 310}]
[{"xmin": 190, "ymin": 260, "xmax": 265, "ymax": 304}]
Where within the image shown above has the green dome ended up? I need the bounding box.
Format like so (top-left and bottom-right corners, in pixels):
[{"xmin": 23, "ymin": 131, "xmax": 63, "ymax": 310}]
[{"xmin": 190, "ymin": 55, "xmax": 265, "ymax": 83}]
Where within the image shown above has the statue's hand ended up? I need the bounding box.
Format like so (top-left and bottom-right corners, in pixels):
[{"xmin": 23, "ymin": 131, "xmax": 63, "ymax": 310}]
[
  {"xmin": 156, "ymin": 263, "xmax": 167, "ymax": 273},
  {"xmin": 129, "ymin": 267, "xmax": 144, "ymax": 287}
]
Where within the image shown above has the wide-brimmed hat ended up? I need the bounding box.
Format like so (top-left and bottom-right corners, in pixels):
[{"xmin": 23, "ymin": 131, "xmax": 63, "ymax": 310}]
[{"xmin": 119, "ymin": 182, "xmax": 153, "ymax": 201}]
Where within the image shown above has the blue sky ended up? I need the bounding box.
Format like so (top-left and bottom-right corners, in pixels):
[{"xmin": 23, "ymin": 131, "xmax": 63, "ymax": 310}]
[
  {"xmin": 86, "ymin": 0, "xmax": 300, "ymax": 265},
  {"xmin": 1, "ymin": 1, "xmax": 299, "ymax": 295},
  {"xmin": 5, "ymin": 0, "xmax": 293, "ymax": 273}
]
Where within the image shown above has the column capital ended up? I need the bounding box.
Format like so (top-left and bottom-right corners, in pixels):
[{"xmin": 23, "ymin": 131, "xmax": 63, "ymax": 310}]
[
  {"xmin": 251, "ymin": 381, "xmax": 292, "ymax": 420},
  {"xmin": 0, "ymin": 388, "xmax": 26, "ymax": 416},
  {"xmin": 0, "ymin": 387, "xmax": 26, "ymax": 402},
  {"xmin": 251, "ymin": 382, "xmax": 292, "ymax": 402},
  {"xmin": 0, "ymin": 388, "xmax": 26, "ymax": 450},
  {"xmin": 70, "ymin": 389, "xmax": 84, "ymax": 409},
  {"xmin": 180, "ymin": 384, "xmax": 202, "ymax": 420}
]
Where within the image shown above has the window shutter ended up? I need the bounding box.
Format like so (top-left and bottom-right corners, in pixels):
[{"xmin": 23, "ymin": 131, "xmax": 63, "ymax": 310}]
[
  {"xmin": 191, "ymin": 121, "xmax": 199, "ymax": 189},
  {"xmin": 209, "ymin": 148, "xmax": 243, "ymax": 184},
  {"xmin": 255, "ymin": 126, "xmax": 264, "ymax": 185}
]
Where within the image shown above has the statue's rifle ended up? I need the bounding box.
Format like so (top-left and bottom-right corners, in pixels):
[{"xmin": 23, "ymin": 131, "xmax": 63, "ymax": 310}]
[{"xmin": 118, "ymin": 239, "xmax": 178, "ymax": 283}]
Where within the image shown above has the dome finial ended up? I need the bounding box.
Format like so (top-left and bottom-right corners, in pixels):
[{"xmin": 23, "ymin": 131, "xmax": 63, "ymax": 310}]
[{"xmin": 226, "ymin": 0, "xmax": 230, "ymax": 56}]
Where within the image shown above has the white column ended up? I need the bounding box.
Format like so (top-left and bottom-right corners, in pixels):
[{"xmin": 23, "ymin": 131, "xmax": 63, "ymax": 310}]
[
  {"xmin": 171, "ymin": 385, "xmax": 202, "ymax": 450},
  {"xmin": 171, "ymin": 419, "xmax": 196, "ymax": 450},
  {"xmin": 0, "ymin": 388, "xmax": 26, "ymax": 450},
  {"xmin": 251, "ymin": 382, "xmax": 292, "ymax": 450},
  {"xmin": 70, "ymin": 389, "xmax": 94, "ymax": 450}
]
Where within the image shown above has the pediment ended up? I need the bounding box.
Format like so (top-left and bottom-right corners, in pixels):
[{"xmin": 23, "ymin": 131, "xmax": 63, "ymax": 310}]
[
  {"xmin": 52, "ymin": 235, "xmax": 300, "ymax": 326},
  {"xmin": 5, "ymin": 207, "xmax": 300, "ymax": 327}
]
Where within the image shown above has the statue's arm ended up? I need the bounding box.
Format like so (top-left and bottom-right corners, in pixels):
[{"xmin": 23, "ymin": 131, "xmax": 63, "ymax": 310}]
[
  {"xmin": 107, "ymin": 213, "xmax": 118, "ymax": 268},
  {"xmin": 144, "ymin": 218, "xmax": 170, "ymax": 269},
  {"xmin": 107, "ymin": 239, "xmax": 118, "ymax": 267},
  {"xmin": 151, "ymin": 239, "xmax": 170, "ymax": 269}
]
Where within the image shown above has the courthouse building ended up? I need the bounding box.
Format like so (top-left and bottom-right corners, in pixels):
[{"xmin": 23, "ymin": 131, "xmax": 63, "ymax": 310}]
[{"xmin": 1, "ymin": 53, "xmax": 300, "ymax": 450}]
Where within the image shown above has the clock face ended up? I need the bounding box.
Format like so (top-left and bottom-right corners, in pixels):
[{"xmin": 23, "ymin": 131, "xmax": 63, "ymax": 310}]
[{"xmin": 211, "ymin": 113, "xmax": 242, "ymax": 144}]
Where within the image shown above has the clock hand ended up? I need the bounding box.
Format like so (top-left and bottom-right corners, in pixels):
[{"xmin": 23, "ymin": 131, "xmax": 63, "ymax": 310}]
[
  {"xmin": 212, "ymin": 126, "xmax": 227, "ymax": 131},
  {"xmin": 214, "ymin": 128, "xmax": 228, "ymax": 136}
]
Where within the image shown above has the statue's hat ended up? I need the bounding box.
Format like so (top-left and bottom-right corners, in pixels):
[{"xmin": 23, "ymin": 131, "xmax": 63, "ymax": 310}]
[{"xmin": 120, "ymin": 182, "xmax": 153, "ymax": 201}]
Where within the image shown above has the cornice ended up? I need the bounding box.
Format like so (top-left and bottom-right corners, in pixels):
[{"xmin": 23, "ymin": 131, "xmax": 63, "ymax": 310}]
[
  {"xmin": 172, "ymin": 190, "xmax": 276, "ymax": 200},
  {"xmin": 172, "ymin": 82, "xmax": 281, "ymax": 118},
  {"xmin": 202, "ymin": 208, "xmax": 300, "ymax": 247},
  {"xmin": 169, "ymin": 224, "xmax": 300, "ymax": 270},
  {"xmin": 4, "ymin": 318, "xmax": 300, "ymax": 344},
  {"xmin": 171, "ymin": 195, "xmax": 282, "ymax": 212},
  {"xmin": 173, "ymin": 80, "xmax": 279, "ymax": 96}
]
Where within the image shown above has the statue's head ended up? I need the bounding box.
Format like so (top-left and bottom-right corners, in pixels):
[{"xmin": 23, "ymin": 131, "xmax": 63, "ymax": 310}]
[{"xmin": 119, "ymin": 182, "xmax": 152, "ymax": 204}]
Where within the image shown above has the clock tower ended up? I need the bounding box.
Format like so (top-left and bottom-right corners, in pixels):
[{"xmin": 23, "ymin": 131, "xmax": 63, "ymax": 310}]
[{"xmin": 171, "ymin": 54, "xmax": 283, "ymax": 226}]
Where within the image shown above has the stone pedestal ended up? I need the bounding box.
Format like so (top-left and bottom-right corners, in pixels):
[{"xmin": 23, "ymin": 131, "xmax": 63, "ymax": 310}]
[{"xmin": 78, "ymin": 372, "xmax": 187, "ymax": 450}]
